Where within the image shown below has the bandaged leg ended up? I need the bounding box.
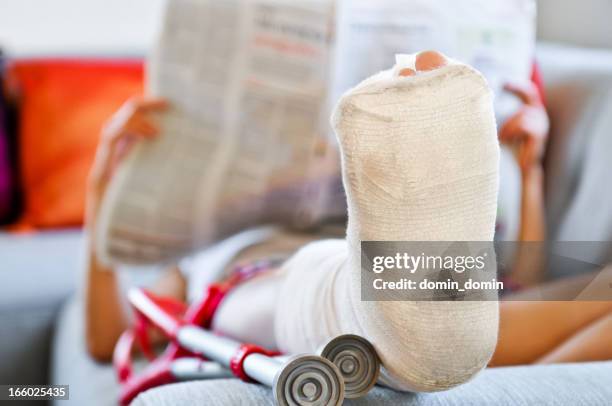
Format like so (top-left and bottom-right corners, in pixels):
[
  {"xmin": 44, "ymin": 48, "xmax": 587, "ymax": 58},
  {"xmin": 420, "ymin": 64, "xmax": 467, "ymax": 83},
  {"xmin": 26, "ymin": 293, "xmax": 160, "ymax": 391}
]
[{"xmin": 275, "ymin": 52, "xmax": 500, "ymax": 392}]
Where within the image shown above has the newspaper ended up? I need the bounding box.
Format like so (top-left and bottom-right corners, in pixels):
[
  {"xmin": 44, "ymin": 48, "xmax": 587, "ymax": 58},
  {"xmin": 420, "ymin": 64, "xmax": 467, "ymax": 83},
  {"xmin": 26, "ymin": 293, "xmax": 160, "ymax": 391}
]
[
  {"xmin": 332, "ymin": 0, "xmax": 536, "ymax": 123},
  {"xmin": 96, "ymin": 0, "xmax": 535, "ymax": 266},
  {"xmin": 96, "ymin": 0, "xmax": 338, "ymax": 265}
]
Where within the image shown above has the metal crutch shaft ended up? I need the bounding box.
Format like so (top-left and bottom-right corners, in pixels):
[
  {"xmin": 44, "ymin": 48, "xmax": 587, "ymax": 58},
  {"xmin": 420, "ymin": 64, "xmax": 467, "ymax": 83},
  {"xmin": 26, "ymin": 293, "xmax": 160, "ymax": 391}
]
[
  {"xmin": 178, "ymin": 326, "xmax": 344, "ymax": 406},
  {"xmin": 129, "ymin": 289, "xmax": 344, "ymax": 406},
  {"xmin": 170, "ymin": 358, "xmax": 234, "ymax": 381}
]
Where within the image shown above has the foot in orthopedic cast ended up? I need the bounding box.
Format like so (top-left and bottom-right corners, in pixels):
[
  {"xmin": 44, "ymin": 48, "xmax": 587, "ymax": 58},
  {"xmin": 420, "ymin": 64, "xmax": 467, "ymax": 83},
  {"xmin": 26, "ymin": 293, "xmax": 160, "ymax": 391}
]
[{"xmin": 272, "ymin": 51, "xmax": 500, "ymax": 391}]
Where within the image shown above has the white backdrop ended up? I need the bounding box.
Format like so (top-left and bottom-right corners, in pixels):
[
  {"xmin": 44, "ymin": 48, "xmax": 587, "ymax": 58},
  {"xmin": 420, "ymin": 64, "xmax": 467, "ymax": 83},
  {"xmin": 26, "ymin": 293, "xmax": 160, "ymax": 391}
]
[
  {"xmin": 537, "ymin": 0, "xmax": 612, "ymax": 49},
  {"xmin": 0, "ymin": 0, "xmax": 609, "ymax": 57},
  {"xmin": 0, "ymin": 0, "xmax": 166, "ymax": 56}
]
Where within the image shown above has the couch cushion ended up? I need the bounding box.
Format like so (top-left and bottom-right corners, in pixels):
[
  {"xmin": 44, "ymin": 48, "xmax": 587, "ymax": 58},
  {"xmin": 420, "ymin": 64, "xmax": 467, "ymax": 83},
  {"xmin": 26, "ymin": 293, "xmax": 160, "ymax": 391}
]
[
  {"xmin": 8, "ymin": 59, "xmax": 143, "ymax": 229},
  {"xmin": 537, "ymin": 43, "xmax": 612, "ymax": 237},
  {"xmin": 133, "ymin": 361, "xmax": 612, "ymax": 406},
  {"xmin": 0, "ymin": 229, "xmax": 82, "ymax": 309},
  {"xmin": 537, "ymin": 43, "xmax": 612, "ymax": 276},
  {"xmin": 51, "ymin": 297, "xmax": 119, "ymax": 406},
  {"xmin": 0, "ymin": 230, "xmax": 82, "ymax": 389}
]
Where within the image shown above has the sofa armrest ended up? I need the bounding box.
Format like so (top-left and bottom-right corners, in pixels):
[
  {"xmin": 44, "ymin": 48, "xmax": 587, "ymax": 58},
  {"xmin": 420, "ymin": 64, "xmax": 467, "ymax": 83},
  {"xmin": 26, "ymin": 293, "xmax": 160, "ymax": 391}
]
[
  {"xmin": 536, "ymin": 43, "xmax": 612, "ymax": 239},
  {"xmin": 0, "ymin": 230, "xmax": 83, "ymax": 387},
  {"xmin": 536, "ymin": 43, "xmax": 612, "ymax": 277}
]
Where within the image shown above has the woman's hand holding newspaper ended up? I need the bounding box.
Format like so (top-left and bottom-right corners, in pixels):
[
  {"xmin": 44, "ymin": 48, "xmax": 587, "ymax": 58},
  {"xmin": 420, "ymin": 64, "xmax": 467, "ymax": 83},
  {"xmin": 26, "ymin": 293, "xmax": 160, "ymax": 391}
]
[{"xmin": 86, "ymin": 98, "xmax": 168, "ymax": 232}]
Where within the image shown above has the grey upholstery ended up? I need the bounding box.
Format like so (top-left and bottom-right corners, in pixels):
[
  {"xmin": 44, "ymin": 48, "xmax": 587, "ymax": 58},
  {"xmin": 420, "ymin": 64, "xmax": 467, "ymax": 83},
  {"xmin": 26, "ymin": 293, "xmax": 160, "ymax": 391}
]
[
  {"xmin": 538, "ymin": 44, "xmax": 612, "ymax": 238},
  {"xmin": 133, "ymin": 361, "xmax": 612, "ymax": 406},
  {"xmin": 0, "ymin": 230, "xmax": 160, "ymax": 406},
  {"xmin": 0, "ymin": 230, "xmax": 82, "ymax": 390},
  {"xmin": 537, "ymin": 0, "xmax": 612, "ymax": 49},
  {"xmin": 537, "ymin": 43, "xmax": 612, "ymax": 277},
  {"xmin": 51, "ymin": 298, "xmax": 119, "ymax": 406},
  {"xmin": 50, "ymin": 289, "xmax": 612, "ymax": 406}
]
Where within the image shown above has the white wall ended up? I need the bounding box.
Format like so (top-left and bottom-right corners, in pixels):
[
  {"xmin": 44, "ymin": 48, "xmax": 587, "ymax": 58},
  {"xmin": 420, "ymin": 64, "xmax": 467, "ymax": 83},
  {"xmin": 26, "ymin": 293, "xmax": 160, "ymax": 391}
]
[
  {"xmin": 537, "ymin": 0, "xmax": 612, "ymax": 49},
  {"xmin": 0, "ymin": 0, "xmax": 166, "ymax": 56},
  {"xmin": 0, "ymin": 0, "xmax": 609, "ymax": 58}
]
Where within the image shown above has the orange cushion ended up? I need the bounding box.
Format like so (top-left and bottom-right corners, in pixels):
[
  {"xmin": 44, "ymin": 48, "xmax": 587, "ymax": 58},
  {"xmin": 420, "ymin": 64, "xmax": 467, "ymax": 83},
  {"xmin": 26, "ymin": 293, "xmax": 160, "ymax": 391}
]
[{"xmin": 9, "ymin": 59, "xmax": 143, "ymax": 229}]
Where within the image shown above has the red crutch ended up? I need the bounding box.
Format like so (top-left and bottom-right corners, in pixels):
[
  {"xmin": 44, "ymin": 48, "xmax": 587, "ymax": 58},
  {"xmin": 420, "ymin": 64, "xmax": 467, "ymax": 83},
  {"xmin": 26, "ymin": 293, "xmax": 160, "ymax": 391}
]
[{"xmin": 115, "ymin": 288, "xmax": 344, "ymax": 405}]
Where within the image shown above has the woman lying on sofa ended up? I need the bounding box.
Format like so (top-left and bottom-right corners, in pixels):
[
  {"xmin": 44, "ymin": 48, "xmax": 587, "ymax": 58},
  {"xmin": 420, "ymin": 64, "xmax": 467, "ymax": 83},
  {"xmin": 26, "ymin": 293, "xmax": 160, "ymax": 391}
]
[{"xmin": 84, "ymin": 51, "xmax": 612, "ymax": 392}]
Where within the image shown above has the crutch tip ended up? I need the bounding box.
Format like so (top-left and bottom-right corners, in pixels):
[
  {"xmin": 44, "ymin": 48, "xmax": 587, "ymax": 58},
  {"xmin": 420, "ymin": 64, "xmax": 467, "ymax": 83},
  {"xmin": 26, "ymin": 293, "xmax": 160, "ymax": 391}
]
[
  {"xmin": 274, "ymin": 354, "xmax": 344, "ymax": 406},
  {"xmin": 319, "ymin": 334, "xmax": 380, "ymax": 399}
]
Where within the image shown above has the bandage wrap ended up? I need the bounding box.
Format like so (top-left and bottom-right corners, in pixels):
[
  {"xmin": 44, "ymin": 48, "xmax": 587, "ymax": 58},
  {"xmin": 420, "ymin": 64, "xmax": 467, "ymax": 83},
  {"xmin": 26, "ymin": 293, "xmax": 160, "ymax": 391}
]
[{"xmin": 275, "ymin": 55, "xmax": 500, "ymax": 392}]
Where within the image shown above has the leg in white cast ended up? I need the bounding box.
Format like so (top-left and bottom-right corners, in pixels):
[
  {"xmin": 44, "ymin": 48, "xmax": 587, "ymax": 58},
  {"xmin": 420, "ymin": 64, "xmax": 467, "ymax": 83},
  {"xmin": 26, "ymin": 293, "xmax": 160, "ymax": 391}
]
[{"xmin": 275, "ymin": 51, "xmax": 500, "ymax": 392}]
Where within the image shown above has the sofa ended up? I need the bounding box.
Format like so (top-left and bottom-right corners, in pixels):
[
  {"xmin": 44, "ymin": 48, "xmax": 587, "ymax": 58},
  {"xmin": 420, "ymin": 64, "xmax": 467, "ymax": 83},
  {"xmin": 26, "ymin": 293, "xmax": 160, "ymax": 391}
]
[{"xmin": 1, "ymin": 43, "xmax": 612, "ymax": 405}]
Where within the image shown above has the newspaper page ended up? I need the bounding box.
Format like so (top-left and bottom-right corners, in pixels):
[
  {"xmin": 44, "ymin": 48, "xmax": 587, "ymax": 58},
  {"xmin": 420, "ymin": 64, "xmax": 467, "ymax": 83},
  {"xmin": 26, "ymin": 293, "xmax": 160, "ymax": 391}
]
[
  {"xmin": 96, "ymin": 0, "xmax": 336, "ymax": 265},
  {"xmin": 331, "ymin": 0, "xmax": 536, "ymax": 123}
]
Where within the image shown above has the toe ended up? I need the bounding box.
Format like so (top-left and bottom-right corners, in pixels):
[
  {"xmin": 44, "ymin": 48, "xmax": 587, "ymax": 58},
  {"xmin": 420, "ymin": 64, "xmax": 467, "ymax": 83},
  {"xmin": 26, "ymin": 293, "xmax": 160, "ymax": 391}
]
[
  {"xmin": 415, "ymin": 51, "xmax": 447, "ymax": 72},
  {"xmin": 398, "ymin": 68, "xmax": 416, "ymax": 77}
]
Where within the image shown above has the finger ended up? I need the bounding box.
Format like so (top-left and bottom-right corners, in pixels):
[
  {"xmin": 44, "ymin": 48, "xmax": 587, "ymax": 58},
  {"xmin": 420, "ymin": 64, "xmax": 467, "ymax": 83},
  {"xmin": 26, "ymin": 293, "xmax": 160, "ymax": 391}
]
[
  {"xmin": 398, "ymin": 68, "xmax": 416, "ymax": 77},
  {"xmin": 102, "ymin": 144, "xmax": 131, "ymax": 184},
  {"xmin": 415, "ymin": 50, "xmax": 447, "ymax": 72},
  {"xmin": 127, "ymin": 117, "xmax": 159, "ymax": 137},
  {"xmin": 499, "ymin": 114, "xmax": 524, "ymax": 143},
  {"xmin": 110, "ymin": 136, "xmax": 137, "ymax": 171},
  {"xmin": 503, "ymin": 82, "xmax": 540, "ymax": 106},
  {"xmin": 103, "ymin": 126, "xmax": 151, "ymax": 172},
  {"xmin": 136, "ymin": 98, "xmax": 169, "ymax": 112}
]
